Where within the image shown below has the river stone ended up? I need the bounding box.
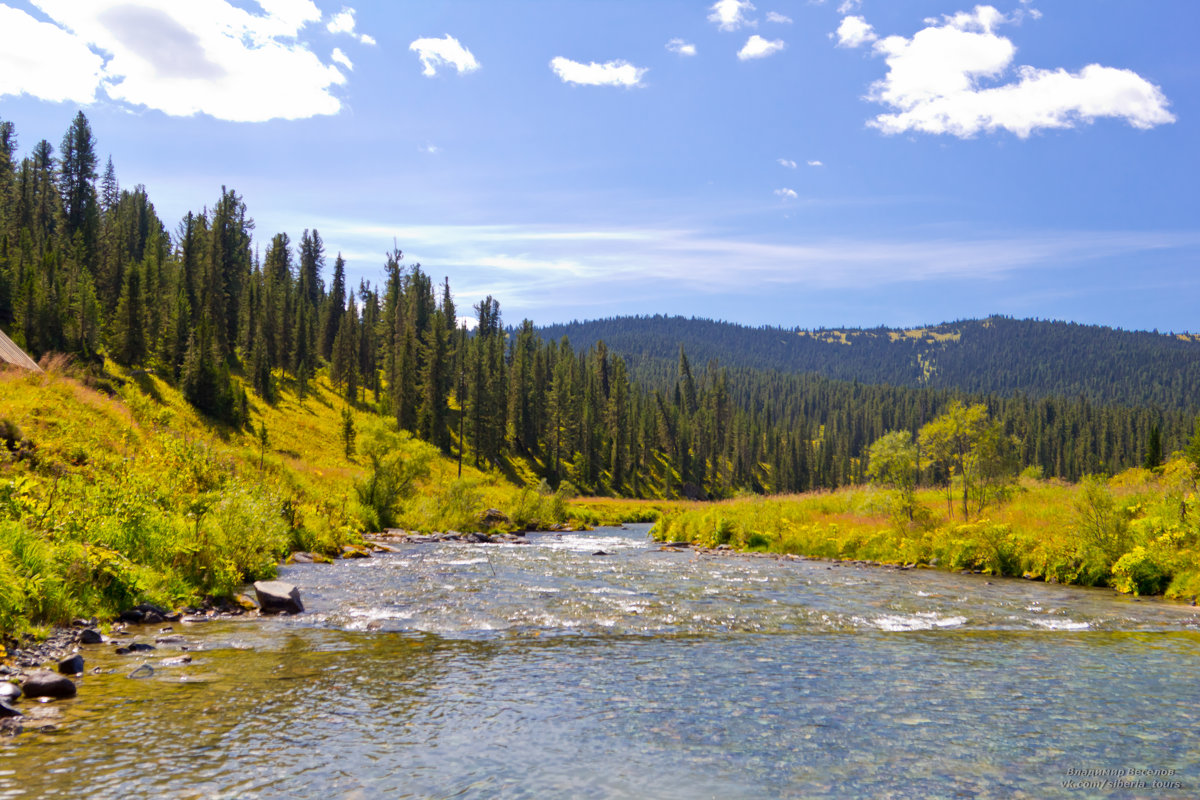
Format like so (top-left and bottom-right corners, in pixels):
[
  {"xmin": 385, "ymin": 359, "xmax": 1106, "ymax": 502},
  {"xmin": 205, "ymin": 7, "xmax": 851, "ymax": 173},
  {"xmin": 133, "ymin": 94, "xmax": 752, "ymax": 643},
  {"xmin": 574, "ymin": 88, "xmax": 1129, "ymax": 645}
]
[
  {"xmin": 0, "ymin": 682, "xmax": 20, "ymax": 702},
  {"xmin": 79, "ymin": 628, "xmax": 103, "ymax": 645},
  {"xmin": 22, "ymin": 671, "xmax": 76, "ymax": 699},
  {"xmin": 58, "ymin": 654, "xmax": 84, "ymax": 675},
  {"xmin": 128, "ymin": 665, "xmax": 154, "ymax": 680},
  {"xmin": 0, "ymin": 701, "xmax": 20, "ymax": 718},
  {"xmin": 253, "ymin": 581, "xmax": 304, "ymax": 614},
  {"xmin": 479, "ymin": 508, "xmax": 510, "ymax": 526}
]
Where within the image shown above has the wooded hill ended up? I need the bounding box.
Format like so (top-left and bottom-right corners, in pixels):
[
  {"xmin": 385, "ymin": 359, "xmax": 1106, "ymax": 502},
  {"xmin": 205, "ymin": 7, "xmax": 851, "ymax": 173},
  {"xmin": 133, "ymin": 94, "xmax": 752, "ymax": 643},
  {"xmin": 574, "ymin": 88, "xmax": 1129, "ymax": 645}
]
[
  {"xmin": 538, "ymin": 315, "xmax": 1200, "ymax": 411},
  {"xmin": 0, "ymin": 112, "xmax": 1194, "ymax": 504}
]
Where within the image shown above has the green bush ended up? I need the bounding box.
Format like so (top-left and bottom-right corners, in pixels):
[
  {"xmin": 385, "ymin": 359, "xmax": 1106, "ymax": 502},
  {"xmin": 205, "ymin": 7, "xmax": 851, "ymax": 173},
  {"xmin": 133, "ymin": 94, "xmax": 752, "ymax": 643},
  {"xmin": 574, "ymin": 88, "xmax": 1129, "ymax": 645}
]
[{"xmin": 1111, "ymin": 546, "xmax": 1170, "ymax": 596}]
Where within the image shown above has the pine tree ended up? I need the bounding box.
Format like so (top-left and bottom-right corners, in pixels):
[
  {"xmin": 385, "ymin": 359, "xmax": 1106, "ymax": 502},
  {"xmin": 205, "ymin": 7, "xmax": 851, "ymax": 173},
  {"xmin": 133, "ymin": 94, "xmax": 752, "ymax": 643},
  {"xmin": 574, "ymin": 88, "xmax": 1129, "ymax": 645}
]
[
  {"xmin": 319, "ymin": 252, "xmax": 346, "ymax": 361},
  {"xmin": 113, "ymin": 260, "xmax": 145, "ymax": 365}
]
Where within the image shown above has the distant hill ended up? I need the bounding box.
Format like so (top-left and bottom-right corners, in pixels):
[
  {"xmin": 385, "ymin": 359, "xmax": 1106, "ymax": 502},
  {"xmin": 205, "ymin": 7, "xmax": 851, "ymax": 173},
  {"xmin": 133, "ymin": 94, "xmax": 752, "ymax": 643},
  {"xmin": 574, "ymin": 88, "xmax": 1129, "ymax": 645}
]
[{"xmin": 537, "ymin": 315, "xmax": 1200, "ymax": 411}]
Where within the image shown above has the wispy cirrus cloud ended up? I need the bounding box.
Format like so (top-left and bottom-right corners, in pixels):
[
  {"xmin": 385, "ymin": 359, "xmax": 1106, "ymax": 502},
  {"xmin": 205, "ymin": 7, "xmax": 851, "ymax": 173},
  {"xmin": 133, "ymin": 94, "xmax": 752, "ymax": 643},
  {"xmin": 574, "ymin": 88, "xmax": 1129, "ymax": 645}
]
[
  {"xmin": 0, "ymin": 0, "xmax": 350, "ymax": 121},
  {"xmin": 313, "ymin": 219, "xmax": 1200, "ymax": 319},
  {"xmin": 410, "ymin": 34, "xmax": 479, "ymax": 77},
  {"xmin": 551, "ymin": 57, "xmax": 647, "ymax": 87},
  {"xmin": 840, "ymin": 5, "xmax": 1175, "ymax": 138}
]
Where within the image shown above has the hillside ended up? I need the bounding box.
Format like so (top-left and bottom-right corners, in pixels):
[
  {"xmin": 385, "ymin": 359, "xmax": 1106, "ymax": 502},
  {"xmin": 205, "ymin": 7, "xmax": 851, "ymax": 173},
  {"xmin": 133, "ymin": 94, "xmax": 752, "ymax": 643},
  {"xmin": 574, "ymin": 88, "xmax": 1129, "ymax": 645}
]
[{"xmin": 538, "ymin": 315, "xmax": 1200, "ymax": 411}]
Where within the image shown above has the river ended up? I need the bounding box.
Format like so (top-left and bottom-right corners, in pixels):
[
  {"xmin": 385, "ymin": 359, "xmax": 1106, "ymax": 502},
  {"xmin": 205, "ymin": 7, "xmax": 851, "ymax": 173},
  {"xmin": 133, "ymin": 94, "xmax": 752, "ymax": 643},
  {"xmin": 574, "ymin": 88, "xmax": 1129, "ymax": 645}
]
[{"xmin": 3, "ymin": 523, "xmax": 1199, "ymax": 799}]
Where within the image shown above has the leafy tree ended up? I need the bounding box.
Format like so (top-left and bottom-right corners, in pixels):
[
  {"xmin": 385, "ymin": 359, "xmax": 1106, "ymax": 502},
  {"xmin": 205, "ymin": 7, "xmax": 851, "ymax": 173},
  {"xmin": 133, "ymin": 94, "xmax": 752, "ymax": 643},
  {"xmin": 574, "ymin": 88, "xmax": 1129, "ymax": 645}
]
[
  {"xmin": 866, "ymin": 430, "xmax": 919, "ymax": 520},
  {"xmin": 919, "ymin": 401, "xmax": 995, "ymax": 521}
]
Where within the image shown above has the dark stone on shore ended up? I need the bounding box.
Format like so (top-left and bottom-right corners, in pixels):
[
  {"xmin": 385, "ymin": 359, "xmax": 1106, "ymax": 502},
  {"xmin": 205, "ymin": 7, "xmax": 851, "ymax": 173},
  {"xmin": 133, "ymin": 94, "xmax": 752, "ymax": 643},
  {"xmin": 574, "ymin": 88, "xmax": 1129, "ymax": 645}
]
[
  {"xmin": 58, "ymin": 654, "xmax": 84, "ymax": 675},
  {"xmin": 0, "ymin": 701, "xmax": 20, "ymax": 718},
  {"xmin": 253, "ymin": 580, "xmax": 304, "ymax": 615},
  {"xmin": 0, "ymin": 682, "xmax": 21, "ymax": 703},
  {"xmin": 79, "ymin": 628, "xmax": 103, "ymax": 645},
  {"xmin": 22, "ymin": 671, "xmax": 76, "ymax": 700},
  {"xmin": 466, "ymin": 532, "xmax": 492, "ymax": 544},
  {"xmin": 116, "ymin": 642, "xmax": 156, "ymax": 655},
  {"xmin": 592, "ymin": 550, "xmax": 611, "ymax": 556},
  {"xmin": 118, "ymin": 609, "xmax": 145, "ymax": 624},
  {"xmin": 479, "ymin": 508, "xmax": 511, "ymax": 527},
  {"xmin": 128, "ymin": 665, "xmax": 154, "ymax": 679}
]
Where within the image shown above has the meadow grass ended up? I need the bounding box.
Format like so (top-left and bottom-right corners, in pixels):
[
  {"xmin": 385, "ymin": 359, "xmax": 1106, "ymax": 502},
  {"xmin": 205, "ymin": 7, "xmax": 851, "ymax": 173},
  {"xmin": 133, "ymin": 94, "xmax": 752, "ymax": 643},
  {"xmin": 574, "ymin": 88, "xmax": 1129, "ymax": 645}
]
[{"xmin": 652, "ymin": 468, "xmax": 1200, "ymax": 600}]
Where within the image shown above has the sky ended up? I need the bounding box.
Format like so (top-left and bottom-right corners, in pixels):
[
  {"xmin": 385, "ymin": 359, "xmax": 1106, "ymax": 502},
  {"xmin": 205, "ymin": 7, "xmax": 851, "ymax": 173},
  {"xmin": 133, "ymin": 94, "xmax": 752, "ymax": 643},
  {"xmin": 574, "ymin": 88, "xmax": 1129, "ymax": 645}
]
[{"xmin": 0, "ymin": 0, "xmax": 1197, "ymax": 332}]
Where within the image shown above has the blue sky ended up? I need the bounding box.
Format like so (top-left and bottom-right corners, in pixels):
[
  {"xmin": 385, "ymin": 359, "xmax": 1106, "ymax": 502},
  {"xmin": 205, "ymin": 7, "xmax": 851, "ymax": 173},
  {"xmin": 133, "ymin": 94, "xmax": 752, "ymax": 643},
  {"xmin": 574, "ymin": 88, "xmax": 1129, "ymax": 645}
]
[{"xmin": 1, "ymin": 1, "xmax": 1197, "ymax": 332}]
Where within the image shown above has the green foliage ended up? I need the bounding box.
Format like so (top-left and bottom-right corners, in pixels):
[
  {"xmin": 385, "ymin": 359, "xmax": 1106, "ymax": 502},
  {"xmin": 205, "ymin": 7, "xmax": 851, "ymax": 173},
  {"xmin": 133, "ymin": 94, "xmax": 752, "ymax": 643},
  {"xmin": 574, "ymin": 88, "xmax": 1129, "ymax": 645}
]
[
  {"xmin": 1111, "ymin": 546, "xmax": 1170, "ymax": 596},
  {"xmin": 353, "ymin": 418, "xmax": 432, "ymax": 530},
  {"xmin": 340, "ymin": 406, "xmax": 356, "ymax": 458}
]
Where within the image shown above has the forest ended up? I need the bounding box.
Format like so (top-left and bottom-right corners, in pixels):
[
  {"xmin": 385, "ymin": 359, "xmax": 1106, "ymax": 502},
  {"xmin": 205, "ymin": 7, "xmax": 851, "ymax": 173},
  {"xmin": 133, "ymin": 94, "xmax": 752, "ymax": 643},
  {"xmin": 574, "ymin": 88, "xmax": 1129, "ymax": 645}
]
[{"xmin": 0, "ymin": 112, "xmax": 1195, "ymax": 503}]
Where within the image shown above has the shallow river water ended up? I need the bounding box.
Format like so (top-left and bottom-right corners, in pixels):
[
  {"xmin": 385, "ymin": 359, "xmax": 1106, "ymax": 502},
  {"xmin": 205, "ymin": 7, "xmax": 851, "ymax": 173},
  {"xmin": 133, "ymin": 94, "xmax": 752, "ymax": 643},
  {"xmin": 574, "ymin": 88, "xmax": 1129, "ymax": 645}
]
[{"xmin": 4, "ymin": 524, "xmax": 1200, "ymax": 799}]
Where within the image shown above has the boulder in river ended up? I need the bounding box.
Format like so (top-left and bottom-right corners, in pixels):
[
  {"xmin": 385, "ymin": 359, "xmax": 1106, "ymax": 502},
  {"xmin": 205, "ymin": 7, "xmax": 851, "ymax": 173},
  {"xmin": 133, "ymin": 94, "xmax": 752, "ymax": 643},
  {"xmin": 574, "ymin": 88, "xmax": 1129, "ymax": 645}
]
[
  {"xmin": 79, "ymin": 629, "xmax": 103, "ymax": 645},
  {"xmin": 0, "ymin": 701, "xmax": 20, "ymax": 719},
  {"xmin": 0, "ymin": 682, "xmax": 21, "ymax": 703},
  {"xmin": 253, "ymin": 581, "xmax": 304, "ymax": 615},
  {"xmin": 21, "ymin": 671, "xmax": 76, "ymax": 700},
  {"xmin": 58, "ymin": 654, "xmax": 84, "ymax": 675}
]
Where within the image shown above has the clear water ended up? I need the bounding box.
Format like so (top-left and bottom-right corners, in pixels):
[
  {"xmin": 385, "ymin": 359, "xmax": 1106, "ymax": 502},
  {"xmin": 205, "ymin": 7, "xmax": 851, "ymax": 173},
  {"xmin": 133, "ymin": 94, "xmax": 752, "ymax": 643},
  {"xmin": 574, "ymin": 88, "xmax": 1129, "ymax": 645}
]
[{"xmin": 3, "ymin": 524, "xmax": 1199, "ymax": 799}]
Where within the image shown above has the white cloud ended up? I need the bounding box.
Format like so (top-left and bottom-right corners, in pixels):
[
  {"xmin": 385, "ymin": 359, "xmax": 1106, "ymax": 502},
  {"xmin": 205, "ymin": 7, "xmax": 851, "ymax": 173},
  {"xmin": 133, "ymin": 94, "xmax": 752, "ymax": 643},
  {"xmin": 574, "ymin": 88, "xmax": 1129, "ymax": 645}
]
[
  {"xmin": 315, "ymin": 220, "xmax": 1200, "ymax": 307},
  {"xmin": 807, "ymin": 160, "xmax": 824, "ymax": 167},
  {"xmin": 666, "ymin": 38, "xmax": 697, "ymax": 56},
  {"xmin": 331, "ymin": 47, "xmax": 353, "ymax": 71},
  {"xmin": 409, "ymin": 34, "xmax": 480, "ymax": 77},
  {"xmin": 775, "ymin": 188, "xmax": 798, "ymax": 199},
  {"xmin": 16, "ymin": 0, "xmax": 345, "ymax": 122},
  {"xmin": 837, "ymin": 0, "xmax": 861, "ymax": 13},
  {"xmin": 766, "ymin": 11, "xmax": 792, "ymax": 24},
  {"xmin": 738, "ymin": 35, "xmax": 785, "ymax": 60},
  {"xmin": 778, "ymin": 158, "xmax": 797, "ymax": 168},
  {"xmin": 859, "ymin": 6, "xmax": 1175, "ymax": 137},
  {"xmin": 326, "ymin": 7, "xmax": 375, "ymax": 45},
  {"xmin": 551, "ymin": 57, "xmax": 647, "ymax": 88},
  {"xmin": 420, "ymin": 144, "xmax": 439, "ymax": 155},
  {"xmin": 709, "ymin": 0, "xmax": 756, "ymax": 31},
  {"xmin": 0, "ymin": 5, "xmax": 104, "ymax": 104},
  {"xmin": 835, "ymin": 15, "xmax": 877, "ymax": 48}
]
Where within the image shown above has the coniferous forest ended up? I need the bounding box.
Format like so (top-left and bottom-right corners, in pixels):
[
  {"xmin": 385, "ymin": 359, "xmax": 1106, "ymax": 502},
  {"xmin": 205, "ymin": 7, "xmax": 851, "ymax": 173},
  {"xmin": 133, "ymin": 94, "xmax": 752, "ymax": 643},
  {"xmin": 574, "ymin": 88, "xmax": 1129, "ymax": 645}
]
[{"xmin": 0, "ymin": 113, "xmax": 1194, "ymax": 500}]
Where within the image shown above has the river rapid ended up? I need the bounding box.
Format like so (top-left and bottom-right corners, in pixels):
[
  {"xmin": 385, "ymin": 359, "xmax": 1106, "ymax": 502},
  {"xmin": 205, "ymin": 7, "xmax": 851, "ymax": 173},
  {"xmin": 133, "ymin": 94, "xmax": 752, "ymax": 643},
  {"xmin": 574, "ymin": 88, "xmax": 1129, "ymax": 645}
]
[{"xmin": 3, "ymin": 523, "xmax": 1199, "ymax": 799}]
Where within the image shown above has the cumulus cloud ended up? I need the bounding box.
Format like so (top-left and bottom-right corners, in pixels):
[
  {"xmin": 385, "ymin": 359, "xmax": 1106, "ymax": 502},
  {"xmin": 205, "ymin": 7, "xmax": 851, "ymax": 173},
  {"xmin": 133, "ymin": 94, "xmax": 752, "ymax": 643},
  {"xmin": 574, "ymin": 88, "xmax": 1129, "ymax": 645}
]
[
  {"xmin": 774, "ymin": 188, "xmax": 798, "ymax": 199},
  {"xmin": 853, "ymin": 5, "xmax": 1175, "ymax": 137},
  {"xmin": 326, "ymin": 7, "xmax": 375, "ymax": 45},
  {"xmin": 331, "ymin": 47, "xmax": 353, "ymax": 71},
  {"xmin": 837, "ymin": 0, "xmax": 861, "ymax": 13},
  {"xmin": 0, "ymin": 5, "xmax": 104, "ymax": 104},
  {"xmin": 835, "ymin": 15, "xmax": 877, "ymax": 48},
  {"xmin": 8, "ymin": 0, "xmax": 347, "ymax": 122},
  {"xmin": 766, "ymin": 11, "xmax": 792, "ymax": 24},
  {"xmin": 410, "ymin": 34, "xmax": 480, "ymax": 77},
  {"xmin": 808, "ymin": 160, "xmax": 824, "ymax": 166},
  {"xmin": 709, "ymin": 0, "xmax": 756, "ymax": 31},
  {"xmin": 551, "ymin": 57, "xmax": 647, "ymax": 88},
  {"xmin": 666, "ymin": 38, "xmax": 697, "ymax": 56},
  {"xmin": 778, "ymin": 158, "xmax": 798, "ymax": 168},
  {"xmin": 738, "ymin": 35, "xmax": 785, "ymax": 60}
]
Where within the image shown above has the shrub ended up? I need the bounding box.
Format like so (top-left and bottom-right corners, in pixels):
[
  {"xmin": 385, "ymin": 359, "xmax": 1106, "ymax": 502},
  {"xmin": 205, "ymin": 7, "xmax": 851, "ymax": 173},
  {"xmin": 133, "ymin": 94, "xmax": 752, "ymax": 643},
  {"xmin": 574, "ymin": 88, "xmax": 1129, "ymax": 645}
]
[{"xmin": 1111, "ymin": 546, "xmax": 1171, "ymax": 596}]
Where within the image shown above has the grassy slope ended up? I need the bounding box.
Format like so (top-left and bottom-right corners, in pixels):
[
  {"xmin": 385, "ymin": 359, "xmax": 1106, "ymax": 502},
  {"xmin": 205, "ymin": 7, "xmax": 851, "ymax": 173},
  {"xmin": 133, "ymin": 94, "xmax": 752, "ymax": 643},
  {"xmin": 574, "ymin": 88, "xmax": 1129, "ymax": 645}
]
[
  {"xmin": 0, "ymin": 363, "xmax": 578, "ymax": 637},
  {"xmin": 652, "ymin": 466, "xmax": 1200, "ymax": 600}
]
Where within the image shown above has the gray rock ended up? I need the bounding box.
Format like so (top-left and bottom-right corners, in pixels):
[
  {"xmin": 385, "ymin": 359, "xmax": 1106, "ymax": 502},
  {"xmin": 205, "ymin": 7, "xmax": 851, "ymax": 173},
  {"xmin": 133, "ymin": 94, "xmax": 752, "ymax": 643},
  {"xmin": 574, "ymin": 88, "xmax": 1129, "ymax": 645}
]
[
  {"xmin": 479, "ymin": 508, "xmax": 510, "ymax": 526},
  {"xmin": 79, "ymin": 629, "xmax": 103, "ymax": 645},
  {"xmin": 0, "ymin": 701, "xmax": 20, "ymax": 719},
  {"xmin": 58, "ymin": 654, "xmax": 84, "ymax": 675},
  {"xmin": 21, "ymin": 671, "xmax": 77, "ymax": 700},
  {"xmin": 253, "ymin": 580, "xmax": 304, "ymax": 614},
  {"xmin": 0, "ymin": 682, "xmax": 20, "ymax": 703},
  {"xmin": 128, "ymin": 665, "xmax": 154, "ymax": 680}
]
